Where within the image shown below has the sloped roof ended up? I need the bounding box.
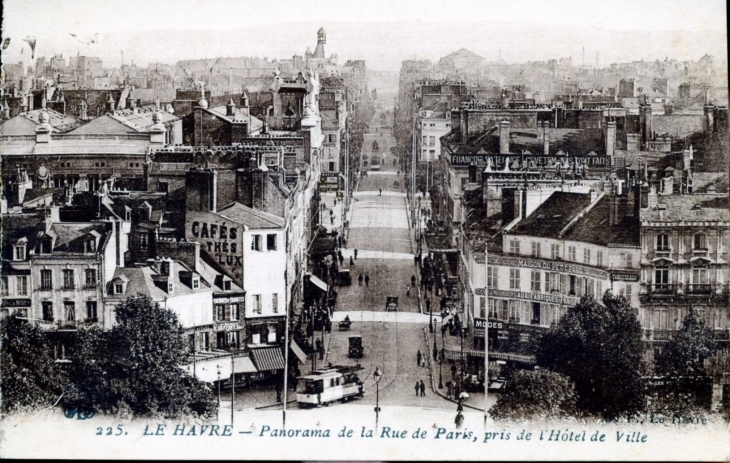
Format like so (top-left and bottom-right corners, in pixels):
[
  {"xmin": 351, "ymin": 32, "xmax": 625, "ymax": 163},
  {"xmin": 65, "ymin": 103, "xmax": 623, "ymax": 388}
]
[
  {"xmin": 111, "ymin": 261, "xmax": 212, "ymax": 301},
  {"xmin": 562, "ymin": 196, "xmax": 640, "ymax": 247},
  {"xmin": 1, "ymin": 108, "xmax": 82, "ymax": 135},
  {"xmin": 69, "ymin": 109, "xmax": 179, "ymax": 134},
  {"xmin": 510, "ymin": 192, "xmax": 592, "ymax": 238},
  {"xmin": 49, "ymin": 222, "xmax": 109, "ymax": 253},
  {"xmin": 217, "ymin": 202, "xmax": 285, "ymax": 229},
  {"xmin": 203, "ymin": 105, "xmax": 264, "ymax": 132},
  {"xmin": 0, "ymin": 212, "xmax": 46, "ymax": 261}
]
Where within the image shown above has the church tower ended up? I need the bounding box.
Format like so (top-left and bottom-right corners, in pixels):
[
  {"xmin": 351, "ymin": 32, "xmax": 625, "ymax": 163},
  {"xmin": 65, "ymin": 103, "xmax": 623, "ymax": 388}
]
[{"xmin": 313, "ymin": 27, "xmax": 326, "ymax": 58}]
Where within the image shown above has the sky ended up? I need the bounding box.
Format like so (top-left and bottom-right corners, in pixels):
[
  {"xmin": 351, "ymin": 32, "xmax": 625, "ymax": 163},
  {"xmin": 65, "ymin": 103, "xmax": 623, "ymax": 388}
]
[{"xmin": 2, "ymin": 0, "xmax": 727, "ymax": 71}]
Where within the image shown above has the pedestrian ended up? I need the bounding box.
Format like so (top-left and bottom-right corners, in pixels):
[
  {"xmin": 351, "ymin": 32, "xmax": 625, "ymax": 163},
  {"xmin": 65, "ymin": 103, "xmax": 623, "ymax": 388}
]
[
  {"xmin": 451, "ymin": 364, "xmax": 457, "ymax": 379},
  {"xmin": 316, "ymin": 338, "xmax": 322, "ymax": 352},
  {"xmin": 414, "ymin": 254, "xmax": 419, "ymax": 267},
  {"xmin": 416, "ymin": 350, "xmax": 422, "ymax": 366},
  {"xmin": 330, "ymin": 216, "xmax": 334, "ymax": 225},
  {"xmin": 379, "ymin": 188, "xmax": 382, "ymax": 196},
  {"xmin": 275, "ymin": 383, "xmax": 282, "ymax": 403},
  {"xmin": 426, "ymin": 298, "xmax": 431, "ymax": 313},
  {"xmin": 457, "ymin": 398, "xmax": 464, "ymax": 413},
  {"xmin": 406, "ymin": 285, "xmax": 410, "ymax": 297},
  {"xmin": 446, "ymin": 381, "xmax": 453, "ymax": 400},
  {"xmin": 365, "ymin": 275, "xmax": 369, "ymax": 287},
  {"xmin": 415, "ymin": 381, "xmax": 420, "ymax": 396},
  {"xmin": 419, "ymin": 380, "xmax": 426, "ymax": 397},
  {"xmin": 338, "ymin": 254, "xmax": 344, "ymax": 267},
  {"xmin": 330, "ymin": 209, "xmax": 334, "ymax": 217},
  {"xmin": 455, "ymin": 411, "xmax": 464, "ymax": 429},
  {"xmin": 350, "ymin": 256, "xmax": 355, "ymax": 266},
  {"xmin": 358, "ymin": 273, "xmax": 363, "ymax": 286},
  {"xmin": 411, "ymin": 275, "xmax": 416, "ymax": 287},
  {"xmin": 354, "ymin": 249, "xmax": 358, "ymax": 260}
]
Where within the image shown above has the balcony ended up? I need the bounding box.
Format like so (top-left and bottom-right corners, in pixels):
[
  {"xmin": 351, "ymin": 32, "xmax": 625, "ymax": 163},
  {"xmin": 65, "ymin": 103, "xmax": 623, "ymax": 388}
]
[
  {"xmin": 645, "ymin": 329, "xmax": 729, "ymax": 342},
  {"xmin": 83, "ymin": 284, "xmax": 98, "ymax": 291},
  {"xmin": 62, "ymin": 284, "xmax": 75, "ymax": 291},
  {"xmin": 651, "ymin": 284, "xmax": 676, "ymax": 295},
  {"xmin": 687, "ymin": 284, "xmax": 713, "ymax": 295}
]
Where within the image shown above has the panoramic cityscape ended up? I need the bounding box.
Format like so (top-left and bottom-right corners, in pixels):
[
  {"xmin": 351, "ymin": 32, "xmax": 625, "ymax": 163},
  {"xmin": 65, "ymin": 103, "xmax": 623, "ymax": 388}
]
[{"xmin": 1, "ymin": 0, "xmax": 729, "ymax": 459}]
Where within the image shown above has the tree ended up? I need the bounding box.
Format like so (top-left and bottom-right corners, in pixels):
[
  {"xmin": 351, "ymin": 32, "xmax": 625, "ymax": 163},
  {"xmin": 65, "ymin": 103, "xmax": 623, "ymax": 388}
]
[
  {"xmin": 1, "ymin": 315, "xmax": 66, "ymax": 414},
  {"xmin": 63, "ymin": 295, "xmax": 217, "ymax": 419},
  {"xmin": 489, "ymin": 370, "xmax": 577, "ymax": 421},
  {"xmin": 651, "ymin": 307, "xmax": 717, "ymax": 415},
  {"xmin": 536, "ymin": 292, "xmax": 646, "ymax": 420},
  {"xmin": 656, "ymin": 306, "xmax": 717, "ymax": 376}
]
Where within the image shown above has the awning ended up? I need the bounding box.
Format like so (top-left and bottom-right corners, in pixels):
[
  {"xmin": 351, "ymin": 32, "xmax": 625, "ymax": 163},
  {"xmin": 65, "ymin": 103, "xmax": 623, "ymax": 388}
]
[
  {"xmin": 233, "ymin": 356, "xmax": 258, "ymax": 374},
  {"xmin": 444, "ymin": 349, "xmax": 536, "ymax": 364},
  {"xmin": 180, "ymin": 354, "xmax": 233, "ymax": 383},
  {"xmin": 309, "ymin": 275, "xmax": 329, "ymax": 292},
  {"xmin": 290, "ymin": 340, "xmax": 307, "ymax": 364},
  {"xmin": 250, "ymin": 347, "xmax": 286, "ymax": 372}
]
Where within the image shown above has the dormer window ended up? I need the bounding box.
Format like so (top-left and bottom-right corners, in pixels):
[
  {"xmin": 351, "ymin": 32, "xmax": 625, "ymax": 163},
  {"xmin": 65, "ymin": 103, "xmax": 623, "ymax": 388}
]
[
  {"xmin": 167, "ymin": 282, "xmax": 174, "ymax": 293},
  {"xmin": 14, "ymin": 244, "xmax": 26, "ymax": 261},
  {"xmin": 224, "ymin": 280, "xmax": 232, "ymax": 292},
  {"xmin": 85, "ymin": 239, "xmax": 96, "ymax": 253},
  {"xmin": 192, "ymin": 277, "xmax": 199, "ymax": 289},
  {"xmin": 115, "ymin": 283, "xmax": 123, "ymax": 294},
  {"xmin": 40, "ymin": 238, "xmax": 53, "ymax": 254},
  {"xmin": 125, "ymin": 210, "xmax": 132, "ymax": 222}
]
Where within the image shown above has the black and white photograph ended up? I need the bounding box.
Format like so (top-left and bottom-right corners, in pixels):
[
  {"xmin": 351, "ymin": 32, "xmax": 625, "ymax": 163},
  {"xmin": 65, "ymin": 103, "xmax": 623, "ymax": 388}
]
[{"xmin": 1, "ymin": 0, "xmax": 728, "ymax": 459}]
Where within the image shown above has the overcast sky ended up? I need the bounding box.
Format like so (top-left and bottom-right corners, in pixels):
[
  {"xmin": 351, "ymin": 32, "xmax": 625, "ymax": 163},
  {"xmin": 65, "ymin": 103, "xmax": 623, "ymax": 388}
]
[{"xmin": 2, "ymin": 0, "xmax": 727, "ymax": 71}]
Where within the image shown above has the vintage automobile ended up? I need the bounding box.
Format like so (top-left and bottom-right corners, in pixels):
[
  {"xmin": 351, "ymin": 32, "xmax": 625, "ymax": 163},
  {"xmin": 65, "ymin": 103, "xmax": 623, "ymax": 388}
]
[
  {"xmin": 348, "ymin": 335, "xmax": 363, "ymax": 358},
  {"xmin": 385, "ymin": 296, "xmax": 398, "ymax": 312}
]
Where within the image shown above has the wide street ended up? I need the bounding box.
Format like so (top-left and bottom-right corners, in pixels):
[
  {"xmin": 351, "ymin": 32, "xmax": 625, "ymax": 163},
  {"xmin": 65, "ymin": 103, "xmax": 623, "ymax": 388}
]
[{"xmin": 225, "ymin": 111, "xmax": 496, "ymax": 418}]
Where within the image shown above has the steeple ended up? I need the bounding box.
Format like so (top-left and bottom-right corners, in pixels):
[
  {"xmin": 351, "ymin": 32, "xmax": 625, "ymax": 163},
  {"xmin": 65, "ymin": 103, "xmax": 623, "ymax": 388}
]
[{"xmin": 313, "ymin": 27, "xmax": 326, "ymax": 59}]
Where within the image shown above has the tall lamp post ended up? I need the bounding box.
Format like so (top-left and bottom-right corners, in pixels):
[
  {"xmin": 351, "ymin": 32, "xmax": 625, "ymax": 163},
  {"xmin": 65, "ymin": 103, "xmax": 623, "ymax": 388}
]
[
  {"xmin": 439, "ymin": 326, "xmax": 444, "ymax": 389},
  {"xmin": 373, "ymin": 366, "xmax": 382, "ymax": 431},
  {"xmin": 216, "ymin": 365, "xmax": 221, "ymax": 406}
]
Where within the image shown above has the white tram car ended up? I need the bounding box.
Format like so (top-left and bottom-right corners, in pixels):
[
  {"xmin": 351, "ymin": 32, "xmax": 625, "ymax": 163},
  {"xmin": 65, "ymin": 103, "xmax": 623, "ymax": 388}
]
[{"xmin": 296, "ymin": 365, "xmax": 365, "ymax": 407}]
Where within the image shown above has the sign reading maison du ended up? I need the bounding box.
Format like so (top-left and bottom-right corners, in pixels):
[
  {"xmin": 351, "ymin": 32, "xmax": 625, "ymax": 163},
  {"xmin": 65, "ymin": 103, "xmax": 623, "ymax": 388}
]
[{"xmin": 475, "ymin": 254, "xmax": 607, "ymax": 279}]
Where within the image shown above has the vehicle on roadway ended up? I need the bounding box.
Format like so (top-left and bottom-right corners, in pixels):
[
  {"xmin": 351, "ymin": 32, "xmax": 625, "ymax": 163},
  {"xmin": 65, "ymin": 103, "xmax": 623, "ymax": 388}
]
[
  {"xmin": 370, "ymin": 155, "xmax": 380, "ymax": 170},
  {"xmin": 296, "ymin": 365, "xmax": 365, "ymax": 407},
  {"xmin": 348, "ymin": 335, "xmax": 363, "ymax": 358}
]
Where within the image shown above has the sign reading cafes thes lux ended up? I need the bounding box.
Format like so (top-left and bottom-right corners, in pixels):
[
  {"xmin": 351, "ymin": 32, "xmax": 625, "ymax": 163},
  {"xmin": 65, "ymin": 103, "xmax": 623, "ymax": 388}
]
[
  {"xmin": 449, "ymin": 154, "xmax": 613, "ymax": 167},
  {"xmin": 185, "ymin": 211, "xmax": 244, "ymax": 284},
  {"xmin": 474, "ymin": 254, "xmax": 607, "ymax": 279}
]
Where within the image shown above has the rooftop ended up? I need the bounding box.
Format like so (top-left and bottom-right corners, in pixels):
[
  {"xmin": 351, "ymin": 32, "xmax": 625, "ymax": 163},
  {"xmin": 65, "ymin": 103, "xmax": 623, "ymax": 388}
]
[
  {"xmin": 643, "ymin": 194, "xmax": 729, "ymax": 223},
  {"xmin": 510, "ymin": 191, "xmax": 593, "ymax": 238},
  {"xmin": 562, "ymin": 196, "xmax": 640, "ymax": 246},
  {"xmin": 111, "ymin": 260, "xmax": 212, "ymax": 301},
  {"xmin": 217, "ymin": 202, "xmax": 285, "ymax": 229}
]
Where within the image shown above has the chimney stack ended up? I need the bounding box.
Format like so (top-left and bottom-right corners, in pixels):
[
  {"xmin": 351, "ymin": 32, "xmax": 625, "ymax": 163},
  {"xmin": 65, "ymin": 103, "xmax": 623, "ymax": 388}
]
[
  {"xmin": 226, "ymin": 97, "xmax": 236, "ymax": 117},
  {"xmin": 543, "ymin": 133, "xmax": 550, "ymax": 155},
  {"xmin": 606, "ymin": 121, "xmax": 616, "ymax": 160},
  {"xmin": 537, "ymin": 120, "xmax": 544, "ymax": 141},
  {"xmin": 499, "ymin": 119, "xmax": 511, "ymax": 154}
]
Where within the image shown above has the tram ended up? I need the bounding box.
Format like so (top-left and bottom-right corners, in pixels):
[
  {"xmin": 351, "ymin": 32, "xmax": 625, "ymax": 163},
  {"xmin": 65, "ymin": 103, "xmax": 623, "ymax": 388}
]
[
  {"xmin": 370, "ymin": 155, "xmax": 381, "ymax": 170},
  {"xmin": 296, "ymin": 365, "xmax": 365, "ymax": 407}
]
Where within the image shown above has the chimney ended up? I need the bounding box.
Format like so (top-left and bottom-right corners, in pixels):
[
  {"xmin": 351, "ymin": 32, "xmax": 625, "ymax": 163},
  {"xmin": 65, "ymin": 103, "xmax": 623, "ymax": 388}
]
[
  {"xmin": 704, "ymin": 105, "xmax": 715, "ymax": 132},
  {"xmin": 590, "ymin": 188, "xmax": 597, "ymax": 202},
  {"xmin": 240, "ymin": 90, "xmax": 249, "ymax": 109},
  {"xmin": 647, "ymin": 185, "xmax": 658, "ymax": 209},
  {"xmin": 226, "ymin": 97, "xmax": 236, "ymax": 117},
  {"xmin": 605, "ymin": 121, "xmax": 616, "ymax": 160},
  {"xmin": 577, "ymin": 98, "xmax": 583, "ymax": 110},
  {"xmin": 185, "ymin": 168, "xmax": 218, "ymax": 213},
  {"xmin": 683, "ymin": 146, "xmax": 693, "ymax": 172},
  {"xmin": 543, "ymin": 133, "xmax": 550, "ymax": 155},
  {"xmin": 106, "ymin": 92, "xmax": 115, "ymax": 113},
  {"xmin": 160, "ymin": 257, "xmax": 174, "ymax": 294},
  {"xmin": 537, "ymin": 120, "xmax": 544, "ymax": 141},
  {"xmin": 499, "ymin": 119, "xmax": 510, "ymax": 154}
]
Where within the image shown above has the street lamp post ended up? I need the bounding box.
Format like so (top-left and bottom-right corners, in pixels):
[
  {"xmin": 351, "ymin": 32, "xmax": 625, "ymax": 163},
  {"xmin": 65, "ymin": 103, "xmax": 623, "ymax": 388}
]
[
  {"xmin": 374, "ymin": 366, "xmax": 383, "ymax": 431},
  {"xmin": 216, "ymin": 365, "xmax": 221, "ymax": 406},
  {"xmin": 439, "ymin": 328, "xmax": 444, "ymax": 389}
]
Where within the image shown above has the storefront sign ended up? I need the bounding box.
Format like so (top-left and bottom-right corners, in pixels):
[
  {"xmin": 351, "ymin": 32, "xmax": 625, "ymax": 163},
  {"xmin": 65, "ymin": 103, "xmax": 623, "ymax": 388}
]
[
  {"xmin": 186, "ymin": 211, "xmax": 244, "ymax": 283},
  {"xmin": 488, "ymin": 288, "xmax": 579, "ymax": 306},
  {"xmin": 321, "ymin": 172, "xmax": 339, "ymax": 178},
  {"xmin": 474, "ymin": 318, "xmax": 504, "ymax": 337},
  {"xmin": 213, "ymin": 296, "xmax": 245, "ymax": 304},
  {"xmin": 216, "ymin": 322, "xmax": 244, "ymax": 332},
  {"xmin": 611, "ymin": 272, "xmax": 640, "ymax": 282},
  {"xmin": 450, "ymin": 155, "xmax": 612, "ymax": 167},
  {"xmin": 2, "ymin": 299, "xmax": 31, "ymax": 307},
  {"xmin": 486, "ymin": 256, "xmax": 607, "ymax": 279}
]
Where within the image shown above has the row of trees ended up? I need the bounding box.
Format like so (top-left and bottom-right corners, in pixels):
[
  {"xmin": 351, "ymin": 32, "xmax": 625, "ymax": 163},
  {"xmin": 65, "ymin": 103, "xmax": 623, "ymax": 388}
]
[
  {"xmin": 1, "ymin": 296, "xmax": 217, "ymax": 419},
  {"xmin": 490, "ymin": 292, "xmax": 720, "ymax": 421}
]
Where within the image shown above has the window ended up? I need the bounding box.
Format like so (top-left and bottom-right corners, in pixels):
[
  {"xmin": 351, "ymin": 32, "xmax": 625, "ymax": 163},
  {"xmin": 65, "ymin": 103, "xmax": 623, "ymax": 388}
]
[
  {"xmin": 201, "ymin": 332, "xmax": 210, "ymax": 351},
  {"xmin": 576, "ymin": 277, "xmax": 584, "ymax": 297},
  {"xmin": 429, "ymin": 136, "xmax": 435, "ymax": 146},
  {"xmin": 509, "ymin": 300, "xmax": 521, "ymax": 322},
  {"xmin": 624, "ymin": 253, "xmax": 633, "ymax": 268},
  {"xmin": 139, "ymin": 233, "xmax": 148, "ymax": 250},
  {"xmin": 63, "ymin": 270, "xmax": 75, "ymax": 289},
  {"xmin": 488, "ymin": 299, "xmax": 499, "ymax": 319},
  {"xmin": 2, "ymin": 277, "xmax": 9, "ymax": 296},
  {"xmin": 85, "ymin": 269, "xmax": 96, "ymax": 288},
  {"xmin": 551, "ymin": 243, "xmax": 560, "ymax": 260},
  {"xmin": 40, "ymin": 239, "xmax": 52, "ymax": 254},
  {"xmin": 14, "ymin": 245, "xmax": 26, "ymax": 261},
  {"xmin": 653, "ymin": 308, "xmax": 668, "ymax": 330},
  {"xmin": 158, "ymin": 182, "xmax": 168, "ymax": 193},
  {"xmin": 267, "ymin": 234, "xmax": 277, "ymax": 251},
  {"xmin": 560, "ymin": 274, "xmax": 569, "ymax": 295},
  {"xmin": 215, "ymin": 304, "xmax": 226, "ymax": 321},
  {"xmin": 596, "ymin": 280, "xmax": 603, "ymax": 299},
  {"xmin": 509, "ymin": 239, "xmax": 520, "ymax": 255},
  {"xmin": 569, "ymin": 275, "xmax": 576, "ymax": 296},
  {"xmin": 694, "ymin": 233, "xmax": 707, "ymax": 250},
  {"xmin": 479, "ymin": 297, "xmax": 486, "ymax": 318},
  {"xmin": 655, "ymin": 268, "xmax": 670, "ymax": 289},
  {"xmin": 585, "ymin": 278, "xmax": 594, "ymax": 297},
  {"xmin": 531, "ymin": 271, "xmax": 541, "ymax": 291},
  {"xmin": 583, "ymin": 248, "xmax": 590, "ymax": 264},
  {"xmin": 568, "ymin": 246, "xmax": 576, "ymax": 262},
  {"xmin": 86, "ymin": 301, "xmax": 98, "ymax": 321},
  {"xmin": 487, "ymin": 267, "xmax": 497, "ymax": 288},
  {"xmin": 231, "ymin": 303, "xmax": 240, "ymax": 321},
  {"xmin": 114, "ymin": 283, "xmax": 123, "ymax": 294},
  {"xmin": 692, "ymin": 267, "xmax": 708, "ymax": 285},
  {"xmin": 624, "ymin": 283, "xmax": 632, "ymax": 301},
  {"xmin": 272, "ymin": 293, "xmax": 278, "ymax": 313},
  {"xmin": 657, "ymin": 234, "xmax": 669, "ymax": 251},
  {"xmin": 597, "ymin": 251, "xmax": 603, "ymax": 267},
  {"xmin": 42, "ymin": 302, "xmax": 53, "ymax": 321},
  {"xmin": 223, "ymin": 280, "xmax": 232, "ymax": 291},
  {"xmin": 16, "ymin": 276, "xmax": 28, "ymax": 296},
  {"xmin": 251, "ymin": 235, "xmax": 262, "ymax": 251},
  {"xmin": 422, "ymin": 136, "xmax": 428, "ymax": 145},
  {"xmin": 64, "ymin": 302, "xmax": 75, "ymax": 322},
  {"xmin": 84, "ymin": 239, "xmax": 96, "ymax": 253},
  {"xmin": 532, "ymin": 242, "xmax": 541, "ymax": 258},
  {"xmin": 252, "ymin": 295, "xmax": 262, "ymax": 314},
  {"xmin": 227, "ymin": 331, "xmax": 239, "ymax": 348},
  {"xmin": 192, "ymin": 278, "xmax": 199, "ymax": 289},
  {"xmin": 509, "ymin": 269, "xmax": 520, "ymax": 290},
  {"xmin": 41, "ymin": 269, "xmax": 53, "ymax": 290}
]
